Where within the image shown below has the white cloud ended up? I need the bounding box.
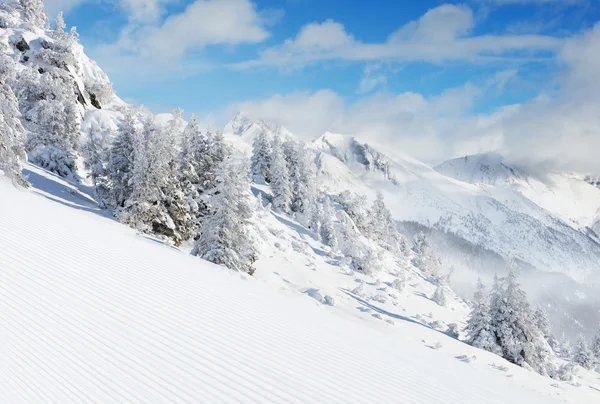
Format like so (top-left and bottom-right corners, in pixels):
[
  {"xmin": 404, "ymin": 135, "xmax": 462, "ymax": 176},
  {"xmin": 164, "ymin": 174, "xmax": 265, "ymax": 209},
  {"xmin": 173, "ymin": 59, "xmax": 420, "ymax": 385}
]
[
  {"xmin": 91, "ymin": 0, "xmax": 270, "ymax": 78},
  {"xmin": 119, "ymin": 0, "xmax": 172, "ymax": 23},
  {"xmin": 235, "ymin": 4, "xmax": 563, "ymax": 69},
  {"xmin": 358, "ymin": 64, "xmax": 387, "ymax": 94},
  {"xmin": 42, "ymin": 0, "xmax": 87, "ymax": 17},
  {"xmin": 39, "ymin": 0, "xmax": 172, "ymax": 21}
]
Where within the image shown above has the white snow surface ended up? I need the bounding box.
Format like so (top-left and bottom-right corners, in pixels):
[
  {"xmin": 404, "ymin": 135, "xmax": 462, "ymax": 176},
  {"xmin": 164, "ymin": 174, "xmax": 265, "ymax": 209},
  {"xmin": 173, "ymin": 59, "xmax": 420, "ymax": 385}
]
[{"xmin": 1, "ymin": 165, "xmax": 600, "ymax": 403}]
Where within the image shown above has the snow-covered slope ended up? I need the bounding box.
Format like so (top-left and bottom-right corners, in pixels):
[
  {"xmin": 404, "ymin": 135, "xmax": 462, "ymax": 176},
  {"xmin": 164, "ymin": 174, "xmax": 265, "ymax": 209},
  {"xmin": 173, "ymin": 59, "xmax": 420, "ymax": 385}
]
[
  {"xmin": 435, "ymin": 153, "xmax": 600, "ymax": 229},
  {"xmin": 304, "ymin": 133, "xmax": 600, "ymax": 284},
  {"xmin": 2, "ymin": 166, "xmax": 600, "ymax": 403}
]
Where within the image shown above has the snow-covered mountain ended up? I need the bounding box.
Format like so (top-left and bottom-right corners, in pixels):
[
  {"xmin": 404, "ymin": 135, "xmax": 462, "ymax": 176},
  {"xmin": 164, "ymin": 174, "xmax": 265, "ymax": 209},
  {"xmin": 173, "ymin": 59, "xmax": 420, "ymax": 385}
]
[
  {"xmin": 435, "ymin": 153, "xmax": 600, "ymax": 230},
  {"xmin": 306, "ymin": 133, "xmax": 600, "ymax": 283}
]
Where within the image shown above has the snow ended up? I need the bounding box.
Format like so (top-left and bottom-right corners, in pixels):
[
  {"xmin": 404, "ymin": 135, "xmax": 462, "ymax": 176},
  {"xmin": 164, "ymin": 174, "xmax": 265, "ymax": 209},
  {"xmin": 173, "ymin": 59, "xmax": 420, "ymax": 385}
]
[
  {"xmin": 307, "ymin": 134, "xmax": 600, "ymax": 283},
  {"xmin": 1, "ymin": 164, "xmax": 600, "ymax": 403},
  {"xmin": 435, "ymin": 153, "xmax": 600, "ymax": 229}
]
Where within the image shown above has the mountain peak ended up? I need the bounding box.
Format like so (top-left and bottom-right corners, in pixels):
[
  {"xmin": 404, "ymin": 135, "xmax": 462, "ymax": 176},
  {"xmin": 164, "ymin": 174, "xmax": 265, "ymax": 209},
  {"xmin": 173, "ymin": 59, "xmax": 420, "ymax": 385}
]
[{"xmin": 434, "ymin": 152, "xmax": 526, "ymax": 186}]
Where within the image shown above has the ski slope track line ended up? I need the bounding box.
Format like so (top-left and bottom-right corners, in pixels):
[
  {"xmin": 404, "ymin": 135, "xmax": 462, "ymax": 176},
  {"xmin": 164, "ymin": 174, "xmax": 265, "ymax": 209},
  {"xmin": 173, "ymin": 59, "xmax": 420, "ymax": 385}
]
[{"xmin": 0, "ymin": 176, "xmax": 573, "ymax": 403}]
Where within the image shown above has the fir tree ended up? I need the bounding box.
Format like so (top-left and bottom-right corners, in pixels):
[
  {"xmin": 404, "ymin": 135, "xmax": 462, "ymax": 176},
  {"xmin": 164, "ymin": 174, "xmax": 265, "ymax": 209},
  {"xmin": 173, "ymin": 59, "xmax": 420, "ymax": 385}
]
[
  {"xmin": 336, "ymin": 190, "xmax": 369, "ymax": 233},
  {"xmin": 368, "ymin": 192, "xmax": 405, "ymax": 253},
  {"xmin": 106, "ymin": 108, "xmax": 138, "ymax": 209},
  {"xmin": 591, "ymin": 325, "xmax": 600, "ymax": 360},
  {"xmin": 573, "ymin": 335, "xmax": 597, "ymax": 370},
  {"xmin": 251, "ymin": 131, "xmax": 271, "ymax": 183},
  {"xmin": 0, "ymin": 53, "xmax": 28, "ymax": 187},
  {"xmin": 465, "ymin": 278, "xmax": 499, "ymax": 353},
  {"xmin": 177, "ymin": 114, "xmax": 204, "ymax": 227},
  {"xmin": 19, "ymin": 0, "xmax": 48, "ymax": 29},
  {"xmin": 489, "ymin": 266, "xmax": 550, "ymax": 374},
  {"xmin": 193, "ymin": 155, "xmax": 257, "ymax": 274},
  {"xmin": 269, "ymin": 135, "xmax": 292, "ymax": 213},
  {"xmin": 17, "ymin": 67, "xmax": 80, "ymax": 180},
  {"xmin": 319, "ymin": 197, "xmax": 337, "ymax": 251},
  {"xmin": 82, "ymin": 122, "xmax": 111, "ymax": 205},
  {"xmin": 432, "ymin": 285, "xmax": 447, "ymax": 307}
]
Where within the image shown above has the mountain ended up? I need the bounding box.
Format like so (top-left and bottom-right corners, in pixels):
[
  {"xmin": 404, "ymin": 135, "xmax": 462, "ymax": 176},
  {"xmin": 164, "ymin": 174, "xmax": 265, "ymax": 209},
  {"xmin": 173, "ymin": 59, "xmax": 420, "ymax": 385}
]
[
  {"xmin": 223, "ymin": 111, "xmax": 294, "ymax": 153},
  {"xmin": 435, "ymin": 153, "xmax": 600, "ymax": 229},
  {"xmin": 305, "ymin": 134, "xmax": 600, "ymax": 283}
]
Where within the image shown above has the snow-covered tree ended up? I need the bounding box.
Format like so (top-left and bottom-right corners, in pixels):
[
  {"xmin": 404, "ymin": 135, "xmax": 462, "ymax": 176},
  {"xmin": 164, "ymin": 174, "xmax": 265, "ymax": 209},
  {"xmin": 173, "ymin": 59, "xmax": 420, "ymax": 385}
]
[
  {"xmin": 117, "ymin": 113, "xmax": 155, "ymax": 233},
  {"xmin": 432, "ymin": 285, "xmax": 447, "ymax": 307},
  {"xmin": 106, "ymin": 108, "xmax": 138, "ymax": 209},
  {"xmin": 465, "ymin": 278, "xmax": 499, "ymax": 353},
  {"xmin": 17, "ymin": 67, "xmax": 80, "ymax": 180},
  {"xmin": 54, "ymin": 11, "xmax": 65, "ymax": 32},
  {"xmin": 177, "ymin": 114, "xmax": 204, "ymax": 225},
  {"xmin": 197, "ymin": 128, "xmax": 227, "ymax": 192},
  {"xmin": 193, "ymin": 156, "xmax": 256, "ymax": 274},
  {"xmin": 489, "ymin": 267, "xmax": 550, "ymax": 374},
  {"xmin": 283, "ymin": 140, "xmax": 317, "ymax": 217},
  {"xmin": 573, "ymin": 335, "xmax": 597, "ymax": 370},
  {"xmin": 368, "ymin": 192, "xmax": 406, "ymax": 253},
  {"xmin": 19, "ymin": 0, "xmax": 47, "ymax": 28},
  {"xmin": 319, "ymin": 197, "xmax": 337, "ymax": 250},
  {"xmin": 251, "ymin": 131, "xmax": 271, "ymax": 183},
  {"xmin": 335, "ymin": 210, "xmax": 380, "ymax": 274},
  {"xmin": 592, "ymin": 326, "xmax": 600, "ymax": 360},
  {"xmin": 335, "ymin": 190, "xmax": 369, "ymax": 233},
  {"xmin": 269, "ymin": 135, "xmax": 291, "ymax": 213},
  {"xmin": 118, "ymin": 110, "xmax": 190, "ymax": 244},
  {"xmin": 412, "ymin": 231, "xmax": 442, "ymax": 282},
  {"xmin": 0, "ymin": 54, "xmax": 28, "ymax": 187},
  {"xmin": 559, "ymin": 333, "xmax": 573, "ymax": 359},
  {"xmin": 154, "ymin": 109, "xmax": 194, "ymax": 244},
  {"xmin": 82, "ymin": 122, "xmax": 111, "ymax": 204},
  {"xmin": 412, "ymin": 231, "xmax": 429, "ymax": 255}
]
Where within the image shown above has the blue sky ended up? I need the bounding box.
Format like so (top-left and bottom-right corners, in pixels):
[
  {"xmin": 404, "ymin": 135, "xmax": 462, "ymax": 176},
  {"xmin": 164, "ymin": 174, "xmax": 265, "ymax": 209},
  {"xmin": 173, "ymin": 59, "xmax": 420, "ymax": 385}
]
[{"xmin": 39, "ymin": 0, "xmax": 600, "ymax": 170}]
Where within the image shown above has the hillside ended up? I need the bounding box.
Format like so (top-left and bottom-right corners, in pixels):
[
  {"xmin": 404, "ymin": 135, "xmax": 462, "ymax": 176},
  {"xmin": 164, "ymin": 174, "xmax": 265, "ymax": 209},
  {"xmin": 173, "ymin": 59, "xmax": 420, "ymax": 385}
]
[{"xmin": 2, "ymin": 166, "xmax": 600, "ymax": 403}]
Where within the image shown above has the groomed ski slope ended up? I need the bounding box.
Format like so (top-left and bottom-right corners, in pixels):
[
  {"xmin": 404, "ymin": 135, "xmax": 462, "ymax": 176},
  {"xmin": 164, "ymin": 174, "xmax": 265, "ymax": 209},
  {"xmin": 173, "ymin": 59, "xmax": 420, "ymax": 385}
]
[{"xmin": 0, "ymin": 171, "xmax": 595, "ymax": 404}]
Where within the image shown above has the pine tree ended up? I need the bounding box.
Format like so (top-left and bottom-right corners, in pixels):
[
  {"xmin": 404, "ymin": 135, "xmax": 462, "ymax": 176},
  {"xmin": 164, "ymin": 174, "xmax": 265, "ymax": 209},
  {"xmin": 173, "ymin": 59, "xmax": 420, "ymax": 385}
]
[
  {"xmin": 82, "ymin": 122, "xmax": 111, "ymax": 205},
  {"xmin": 319, "ymin": 197, "xmax": 337, "ymax": 250},
  {"xmin": 55, "ymin": 11, "xmax": 65, "ymax": 32},
  {"xmin": 369, "ymin": 192, "xmax": 405, "ymax": 253},
  {"xmin": 193, "ymin": 155, "xmax": 257, "ymax": 274},
  {"xmin": 591, "ymin": 325, "xmax": 600, "ymax": 360},
  {"xmin": 432, "ymin": 285, "xmax": 447, "ymax": 307},
  {"xmin": 465, "ymin": 278, "xmax": 499, "ymax": 353},
  {"xmin": 117, "ymin": 113, "xmax": 155, "ymax": 234},
  {"xmin": 197, "ymin": 128, "xmax": 227, "ymax": 192},
  {"xmin": 0, "ymin": 54, "xmax": 28, "ymax": 187},
  {"xmin": 106, "ymin": 108, "xmax": 138, "ymax": 209},
  {"xmin": 19, "ymin": 0, "xmax": 48, "ymax": 29},
  {"xmin": 17, "ymin": 67, "xmax": 80, "ymax": 180},
  {"xmin": 118, "ymin": 111, "xmax": 188, "ymax": 244},
  {"xmin": 156, "ymin": 109, "xmax": 193, "ymax": 244},
  {"xmin": 573, "ymin": 335, "xmax": 597, "ymax": 370},
  {"xmin": 336, "ymin": 190, "xmax": 369, "ymax": 233},
  {"xmin": 559, "ymin": 333, "xmax": 572, "ymax": 359},
  {"xmin": 269, "ymin": 135, "xmax": 291, "ymax": 213},
  {"xmin": 177, "ymin": 114, "xmax": 204, "ymax": 227},
  {"xmin": 251, "ymin": 131, "xmax": 271, "ymax": 183},
  {"xmin": 489, "ymin": 266, "xmax": 550, "ymax": 374},
  {"xmin": 412, "ymin": 231, "xmax": 442, "ymax": 282}
]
